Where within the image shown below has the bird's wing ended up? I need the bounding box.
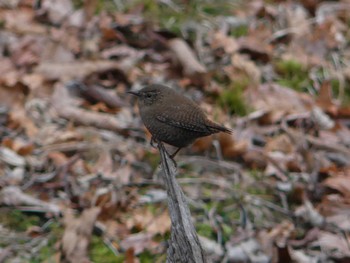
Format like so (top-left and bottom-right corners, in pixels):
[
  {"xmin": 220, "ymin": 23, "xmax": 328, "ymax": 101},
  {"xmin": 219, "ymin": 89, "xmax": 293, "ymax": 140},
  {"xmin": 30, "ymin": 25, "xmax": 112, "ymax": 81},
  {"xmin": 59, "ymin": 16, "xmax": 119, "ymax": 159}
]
[{"xmin": 156, "ymin": 109, "xmax": 209, "ymax": 133}]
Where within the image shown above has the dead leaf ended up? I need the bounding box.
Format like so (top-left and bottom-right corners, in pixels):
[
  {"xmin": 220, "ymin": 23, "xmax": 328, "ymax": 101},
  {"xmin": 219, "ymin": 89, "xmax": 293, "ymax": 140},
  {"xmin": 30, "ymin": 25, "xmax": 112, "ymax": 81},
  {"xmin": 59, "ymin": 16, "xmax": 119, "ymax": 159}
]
[
  {"xmin": 120, "ymin": 232, "xmax": 159, "ymax": 255},
  {"xmin": 61, "ymin": 207, "xmax": 101, "ymax": 263},
  {"xmin": 238, "ymin": 25, "xmax": 273, "ymax": 62},
  {"xmin": 225, "ymin": 54, "xmax": 261, "ymax": 85},
  {"xmin": 2, "ymin": 8, "xmax": 47, "ymax": 35},
  {"xmin": 210, "ymin": 31, "xmax": 239, "ymax": 54},
  {"xmin": 245, "ymin": 83, "xmax": 314, "ymax": 123},
  {"xmin": 323, "ymin": 175, "xmax": 350, "ymax": 198},
  {"xmin": 220, "ymin": 132, "xmax": 248, "ymax": 159},
  {"xmin": 266, "ymin": 134, "xmax": 294, "ymax": 154},
  {"xmin": 35, "ymin": 60, "xmax": 124, "ymax": 81},
  {"xmin": 146, "ymin": 210, "xmax": 171, "ymax": 235},
  {"xmin": 316, "ymin": 81, "xmax": 338, "ymax": 116},
  {"xmin": 8, "ymin": 105, "xmax": 38, "ymax": 137},
  {"xmin": 168, "ymin": 38, "xmax": 208, "ymax": 86},
  {"xmin": 126, "ymin": 207, "xmax": 154, "ymax": 231},
  {"xmin": 317, "ymin": 231, "xmax": 350, "ymax": 258},
  {"xmin": 0, "ymin": 186, "xmax": 60, "ymax": 214},
  {"xmin": 48, "ymin": 151, "xmax": 68, "ymax": 167},
  {"xmin": 40, "ymin": 0, "xmax": 74, "ymax": 25}
]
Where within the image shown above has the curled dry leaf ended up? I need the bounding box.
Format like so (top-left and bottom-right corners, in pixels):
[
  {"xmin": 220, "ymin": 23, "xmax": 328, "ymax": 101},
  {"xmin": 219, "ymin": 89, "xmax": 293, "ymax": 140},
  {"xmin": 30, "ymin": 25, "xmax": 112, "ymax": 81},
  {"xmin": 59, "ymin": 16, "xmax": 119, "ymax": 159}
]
[
  {"xmin": 192, "ymin": 136, "xmax": 214, "ymax": 153},
  {"xmin": 168, "ymin": 38, "xmax": 208, "ymax": 86},
  {"xmin": 219, "ymin": 132, "xmax": 248, "ymax": 159},
  {"xmin": 285, "ymin": 3, "xmax": 311, "ymax": 37},
  {"xmin": 311, "ymin": 107, "xmax": 335, "ymax": 130},
  {"xmin": 316, "ymin": 81, "xmax": 338, "ymax": 116},
  {"xmin": 225, "ymin": 238, "xmax": 269, "ymax": 262},
  {"xmin": 238, "ymin": 26, "xmax": 273, "ymax": 62},
  {"xmin": 265, "ymin": 134, "xmax": 294, "ymax": 154},
  {"xmin": 323, "ymin": 175, "xmax": 350, "ymax": 198},
  {"xmin": 120, "ymin": 232, "xmax": 159, "ymax": 255},
  {"xmin": 35, "ymin": 60, "xmax": 124, "ymax": 81},
  {"xmin": 2, "ymin": 8, "xmax": 47, "ymax": 35},
  {"xmin": 295, "ymin": 200, "xmax": 325, "ymax": 227},
  {"xmin": 52, "ymin": 83, "xmax": 127, "ymax": 132},
  {"xmin": 0, "ymin": 186, "xmax": 60, "ymax": 214},
  {"xmin": 146, "ymin": 210, "xmax": 171, "ymax": 235},
  {"xmin": 258, "ymin": 221, "xmax": 295, "ymax": 262},
  {"xmin": 0, "ymin": 147, "xmax": 26, "ymax": 167},
  {"xmin": 210, "ymin": 31, "xmax": 239, "ymax": 54},
  {"xmin": 245, "ymin": 83, "xmax": 314, "ymax": 123},
  {"xmin": 225, "ymin": 53, "xmax": 261, "ymax": 85},
  {"xmin": 0, "ymin": 58, "xmax": 19, "ymax": 87},
  {"xmin": 40, "ymin": 0, "xmax": 74, "ymax": 25},
  {"xmin": 198, "ymin": 236, "xmax": 224, "ymax": 261},
  {"xmin": 317, "ymin": 231, "xmax": 350, "ymax": 258},
  {"xmin": 61, "ymin": 207, "xmax": 101, "ymax": 263}
]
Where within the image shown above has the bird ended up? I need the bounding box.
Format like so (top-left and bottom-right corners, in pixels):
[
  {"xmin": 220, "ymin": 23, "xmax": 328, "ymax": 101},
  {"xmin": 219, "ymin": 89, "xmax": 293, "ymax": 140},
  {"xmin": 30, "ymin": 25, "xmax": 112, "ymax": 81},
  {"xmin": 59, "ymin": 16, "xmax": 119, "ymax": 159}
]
[{"xmin": 128, "ymin": 84, "xmax": 232, "ymax": 157}]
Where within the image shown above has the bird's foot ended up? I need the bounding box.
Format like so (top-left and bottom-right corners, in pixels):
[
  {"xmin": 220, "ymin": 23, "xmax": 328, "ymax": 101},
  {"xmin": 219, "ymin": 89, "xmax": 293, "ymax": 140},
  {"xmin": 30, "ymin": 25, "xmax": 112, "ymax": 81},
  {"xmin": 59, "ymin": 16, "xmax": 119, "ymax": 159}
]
[
  {"xmin": 150, "ymin": 137, "xmax": 158, "ymax": 148},
  {"xmin": 170, "ymin": 147, "xmax": 181, "ymax": 159}
]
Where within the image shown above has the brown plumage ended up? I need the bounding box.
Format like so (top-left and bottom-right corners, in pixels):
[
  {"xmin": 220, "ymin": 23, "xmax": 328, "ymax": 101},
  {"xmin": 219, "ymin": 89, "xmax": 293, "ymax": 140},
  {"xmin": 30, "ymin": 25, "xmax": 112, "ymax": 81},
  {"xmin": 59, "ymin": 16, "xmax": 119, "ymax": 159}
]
[{"xmin": 128, "ymin": 84, "xmax": 232, "ymax": 155}]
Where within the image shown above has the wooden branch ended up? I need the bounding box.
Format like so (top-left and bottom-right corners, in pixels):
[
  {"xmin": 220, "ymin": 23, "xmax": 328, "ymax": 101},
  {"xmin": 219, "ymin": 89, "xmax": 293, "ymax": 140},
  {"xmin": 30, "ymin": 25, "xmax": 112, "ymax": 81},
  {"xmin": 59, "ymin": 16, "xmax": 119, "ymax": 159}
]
[
  {"xmin": 52, "ymin": 83, "xmax": 126, "ymax": 132},
  {"xmin": 157, "ymin": 142, "xmax": 207, "ymax": 263}
]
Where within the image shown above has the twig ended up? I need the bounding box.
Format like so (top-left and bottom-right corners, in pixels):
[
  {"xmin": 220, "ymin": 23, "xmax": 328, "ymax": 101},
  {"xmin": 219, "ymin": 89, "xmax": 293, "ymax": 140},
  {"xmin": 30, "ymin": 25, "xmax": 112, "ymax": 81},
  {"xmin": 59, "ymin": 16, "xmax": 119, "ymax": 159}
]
[
  {"xmin": 52, "ymin": 83, "xmax": 126, "ymax": 133},
  {"xmin": 178, "ymin": 156, "xmax": 242, "ymax": 175},
  {"xmin": 157, "ymin": 142, "xmax": 207, "ymax": 263}
]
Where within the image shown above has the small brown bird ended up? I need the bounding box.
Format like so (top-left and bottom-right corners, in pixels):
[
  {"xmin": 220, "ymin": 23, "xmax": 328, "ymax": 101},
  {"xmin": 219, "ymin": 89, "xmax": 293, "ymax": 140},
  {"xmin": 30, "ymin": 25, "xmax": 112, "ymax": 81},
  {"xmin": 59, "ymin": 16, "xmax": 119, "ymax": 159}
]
[{"xmin": 128, "ymin": 84, "xmax": 232, "ymax": 156}]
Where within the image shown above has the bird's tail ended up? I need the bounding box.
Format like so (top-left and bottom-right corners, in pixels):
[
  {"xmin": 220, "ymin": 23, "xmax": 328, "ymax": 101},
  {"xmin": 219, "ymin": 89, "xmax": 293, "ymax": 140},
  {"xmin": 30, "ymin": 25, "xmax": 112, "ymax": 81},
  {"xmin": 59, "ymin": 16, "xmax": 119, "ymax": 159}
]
[{"xmin": 207, "ymin": 121, "xmax": 232, "ymax": 134}]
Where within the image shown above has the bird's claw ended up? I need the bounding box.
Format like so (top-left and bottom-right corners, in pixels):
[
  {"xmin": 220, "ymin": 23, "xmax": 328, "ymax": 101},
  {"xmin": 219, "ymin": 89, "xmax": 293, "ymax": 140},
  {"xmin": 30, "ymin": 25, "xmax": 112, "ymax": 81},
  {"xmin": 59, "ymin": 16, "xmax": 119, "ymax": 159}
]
[{"xmin": 150, "ymin": 137, "xmax": 158, "ymax": 148}]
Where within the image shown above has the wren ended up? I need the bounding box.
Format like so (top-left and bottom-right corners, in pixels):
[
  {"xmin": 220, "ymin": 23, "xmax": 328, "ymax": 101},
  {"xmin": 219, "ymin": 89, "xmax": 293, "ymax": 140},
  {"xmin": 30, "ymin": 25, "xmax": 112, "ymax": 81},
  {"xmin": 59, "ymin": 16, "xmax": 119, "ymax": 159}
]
[{"xmin": 128, "ymin": 84, "xmax": 232, "ymax": 156}]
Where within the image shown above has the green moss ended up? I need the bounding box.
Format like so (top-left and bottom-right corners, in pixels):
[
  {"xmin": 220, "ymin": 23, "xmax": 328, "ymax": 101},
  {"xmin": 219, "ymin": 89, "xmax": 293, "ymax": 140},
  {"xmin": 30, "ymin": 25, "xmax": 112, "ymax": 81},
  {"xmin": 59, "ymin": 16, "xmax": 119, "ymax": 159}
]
[
  {"xmin": 90, "ymin": 235, "xmax": 124, "ymax": 263},
  {"xmin": 218, "ymin": 79, "xmax": 250, "ymax": 116},
  {"xmin": 222, "ymin": 223, "xmax": 234, "ymax": 238},
  {"xmin": 246, "ymin": 185, "xmax": 268, "ymax": 195},
  {"xmin": 230, "ymin": 24, "xmax": 248, "ymax": 38},
  {"xmin": 72, "ymin": 0, "xmax": 117, "ymax": 13},
  {"xmin": 331, "ymin": 79, "xmax": 350, "ymax": 106},
  {"xmin": 143, "ymin": 151, "xmax": 160, "ymax": 170},
  {"xmin": 275, "ymin": 59, "xmax": 311, "ymax": 92},
  {"xmin": 196, "ymin": 223, "xmax": 214, "ymax": 239},
  {"xmin": 0, "ymin": 20, "xmax": 5, "ymax": 29},
  {"xmin": 72, "ymin": 0, "xmax": 84, "ymax": 9},
  {"xmin": 139, "ymin": 250, "xmax": 163, "ymax": 263},
  {"xmin": 124, "ymin": 0, "xmax": 235, "ymax": 38},
  {"xmin": 30, "ymin": 221, "xmax": 63, "ymax": 262},
  {"xmin": 249, "ymin": 169, "xmax": 264, "ymax": 180},
  {"xmin": 0, "ymin": 209, "xmax": 41, "ymax": 232},
  {"xmin": 31, "ymin": 246, "xmax": 56, "ymax": 263}
]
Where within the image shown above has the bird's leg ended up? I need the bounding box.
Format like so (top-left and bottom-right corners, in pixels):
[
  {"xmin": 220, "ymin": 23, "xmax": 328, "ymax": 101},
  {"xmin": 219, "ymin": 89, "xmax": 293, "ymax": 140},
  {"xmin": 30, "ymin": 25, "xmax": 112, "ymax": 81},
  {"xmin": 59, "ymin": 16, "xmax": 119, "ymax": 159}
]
[
  {"xmin": 170, "ymin": 147, "xmax": 182, "ymax": 159},
  {"xmin": 156, "ymin": 141, "xmax": 178, "ymax": 168},
  {"xmin": 150, "ymin": 137, "xmax": 158, "ymax": 148}
]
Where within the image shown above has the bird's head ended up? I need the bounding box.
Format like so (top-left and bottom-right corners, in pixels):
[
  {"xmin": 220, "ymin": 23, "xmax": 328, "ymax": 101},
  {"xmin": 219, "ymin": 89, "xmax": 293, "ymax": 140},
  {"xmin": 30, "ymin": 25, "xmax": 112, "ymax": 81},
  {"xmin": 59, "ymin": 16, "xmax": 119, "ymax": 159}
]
[{"xmin": 127, "ymin": 85, "xmax": 167, "ymax": 107}]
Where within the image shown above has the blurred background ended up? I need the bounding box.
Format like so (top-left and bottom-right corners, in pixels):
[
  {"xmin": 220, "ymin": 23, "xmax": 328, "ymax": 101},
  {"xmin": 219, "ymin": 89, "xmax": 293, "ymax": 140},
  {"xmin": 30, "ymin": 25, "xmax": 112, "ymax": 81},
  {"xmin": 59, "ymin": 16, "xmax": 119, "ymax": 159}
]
[{"xmin": 0, "ymin": 0, "xmax": 350, "ymax": 262}]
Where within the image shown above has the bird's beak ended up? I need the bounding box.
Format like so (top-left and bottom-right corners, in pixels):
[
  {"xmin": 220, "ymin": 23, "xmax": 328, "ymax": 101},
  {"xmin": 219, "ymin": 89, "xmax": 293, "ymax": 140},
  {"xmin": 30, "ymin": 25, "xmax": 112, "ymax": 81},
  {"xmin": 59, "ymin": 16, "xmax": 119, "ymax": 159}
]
[{"xmin": 127, "ymin": 90, "xmax": 140, "ymax": 97}]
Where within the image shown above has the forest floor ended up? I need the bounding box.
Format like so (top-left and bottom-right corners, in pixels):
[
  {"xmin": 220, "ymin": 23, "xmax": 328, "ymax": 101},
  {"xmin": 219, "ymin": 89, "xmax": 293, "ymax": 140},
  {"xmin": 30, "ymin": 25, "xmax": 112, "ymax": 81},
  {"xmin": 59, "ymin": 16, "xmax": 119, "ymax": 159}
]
[{"xmin": 0, "ymin": 0, "xmax": 350, "ymax": 262}]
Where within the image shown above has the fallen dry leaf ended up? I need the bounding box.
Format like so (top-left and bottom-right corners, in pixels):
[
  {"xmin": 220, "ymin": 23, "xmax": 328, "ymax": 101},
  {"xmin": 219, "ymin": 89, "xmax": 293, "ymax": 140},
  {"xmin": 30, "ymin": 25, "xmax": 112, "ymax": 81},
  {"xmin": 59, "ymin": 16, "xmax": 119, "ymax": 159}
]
[
  {"xmin": 265, "ymin": 134, "xmax": 294, "ymax": 154},
  {"xmin": 146, "ymin": 210, "xmax": 171, "ymax": 235},
  {"xmin": 210, "ymin": 31, "xmax": 239, "ymax": 54},
  {"xmin": 35, "ymin": 60, "xmax": 125, "ymax": 81},
  {"xmin": 317, "ymin": 231, "xmax": 350, "ymax": 258},
  {"xmin": 168, "ymin": 38, "xmax": 208, "ymax": 86},
  {"xmin": 225, "ymin": 53, "xmax": 261, "ymax": 85},
  {"xmin": 323, "ymin": 175, "xmax": 350, "ymax": 198},
  {"xmin": 245, "ymin": 83, "xmax": 314, "ymax": 123},
  {"xmin": 61, "ymin": 207, "xmax": 101, "ymax": 263},
  {"xmin": 0, "ymin": 186, "xmax": 60, "ymax": 214},
  {"xmin": 120, "ymin": 232, "xmax": 159, "ymax": 255}
]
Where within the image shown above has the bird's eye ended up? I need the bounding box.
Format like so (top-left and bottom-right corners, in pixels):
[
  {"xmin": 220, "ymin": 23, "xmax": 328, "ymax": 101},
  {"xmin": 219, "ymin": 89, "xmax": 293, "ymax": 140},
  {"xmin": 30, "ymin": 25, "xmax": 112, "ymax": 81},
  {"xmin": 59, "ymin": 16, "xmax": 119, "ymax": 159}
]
[{"xmin": 145, "ymin": 93, "xmax": 152, "ymax": 98}]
